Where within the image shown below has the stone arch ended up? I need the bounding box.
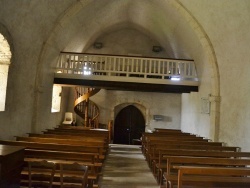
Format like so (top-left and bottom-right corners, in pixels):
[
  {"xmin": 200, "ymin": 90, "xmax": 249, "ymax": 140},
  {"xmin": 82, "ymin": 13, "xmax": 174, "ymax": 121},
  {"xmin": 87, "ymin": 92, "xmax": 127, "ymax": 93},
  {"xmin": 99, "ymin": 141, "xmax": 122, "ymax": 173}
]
[
  {"xmin": 32, "ymin": 0, "xmax": 94, "ymax": 131},
  {"xmin": 35, "ymin": 0, "xmax": 220, "ymax": 140},
  {"xmin": 112, "ymin": 101, "xmax": 152, "ymax": 133},
  {"xmin": 168, "ymin": 0, "xmax": 220, "ymax": 141},
  {"xmin": 113, "ymin": 102, "xmax": 147, "ymax": 123},
  {"xmin": 169, "ymin": 0, "xmax": 219, "ymax": 96}
]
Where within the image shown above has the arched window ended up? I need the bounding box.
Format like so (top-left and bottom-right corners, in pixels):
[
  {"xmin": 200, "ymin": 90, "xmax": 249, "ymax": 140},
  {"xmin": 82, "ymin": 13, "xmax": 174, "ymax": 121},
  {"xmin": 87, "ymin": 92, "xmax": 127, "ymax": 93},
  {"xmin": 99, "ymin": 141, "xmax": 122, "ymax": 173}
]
[
  {"xmin": 51, "ymin": 84, "xmax": 62, "ymax": 113},
  {"xmin": 0, "ymin": 33, "xmax": 11, "ymax": 111}
]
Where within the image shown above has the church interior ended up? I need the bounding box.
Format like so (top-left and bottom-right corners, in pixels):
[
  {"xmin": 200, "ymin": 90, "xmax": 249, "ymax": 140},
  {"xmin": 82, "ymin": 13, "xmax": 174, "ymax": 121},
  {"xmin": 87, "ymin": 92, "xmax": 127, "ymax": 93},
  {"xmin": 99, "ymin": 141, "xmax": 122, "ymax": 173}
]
[{"xmin": 1, "ymin": 0, "xmax": 250, "ymax": 187}]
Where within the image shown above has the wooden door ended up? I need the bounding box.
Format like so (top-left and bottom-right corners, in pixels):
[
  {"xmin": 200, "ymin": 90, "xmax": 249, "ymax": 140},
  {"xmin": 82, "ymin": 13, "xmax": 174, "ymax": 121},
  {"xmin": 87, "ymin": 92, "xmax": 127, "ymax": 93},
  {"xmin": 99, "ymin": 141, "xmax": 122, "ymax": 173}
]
[{"xmin": 113, "ymin": 105, "xmax": 145, "ymax": 145}]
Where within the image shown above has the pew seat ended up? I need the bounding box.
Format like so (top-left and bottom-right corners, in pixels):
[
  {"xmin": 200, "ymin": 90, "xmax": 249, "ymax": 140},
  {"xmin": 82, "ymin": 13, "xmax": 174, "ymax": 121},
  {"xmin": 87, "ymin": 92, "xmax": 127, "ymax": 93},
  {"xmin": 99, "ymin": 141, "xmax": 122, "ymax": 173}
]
[
  {"xmin": 171, "ymin": 166, "xmax": 250, "ymax": 188},
  {"xmin": 21, "ymin": 158, "xmax": 101, "ymax": 188},
  {"xmin": 161, "ymin": 156, "xmax": 250, "ymax": 188}
]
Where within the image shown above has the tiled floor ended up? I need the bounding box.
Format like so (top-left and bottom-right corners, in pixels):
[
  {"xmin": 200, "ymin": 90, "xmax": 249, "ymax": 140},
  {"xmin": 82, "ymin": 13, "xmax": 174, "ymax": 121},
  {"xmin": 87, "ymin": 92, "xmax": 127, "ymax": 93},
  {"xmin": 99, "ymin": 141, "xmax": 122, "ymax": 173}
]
[{"xmin": 98, "ymin": 144, "xmax": 159, "ymax": 188}]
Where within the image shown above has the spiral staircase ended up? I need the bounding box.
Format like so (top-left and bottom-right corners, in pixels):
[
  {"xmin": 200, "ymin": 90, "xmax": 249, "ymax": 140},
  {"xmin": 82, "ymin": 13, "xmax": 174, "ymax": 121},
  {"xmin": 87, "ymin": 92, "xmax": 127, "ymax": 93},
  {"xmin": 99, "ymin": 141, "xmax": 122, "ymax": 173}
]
[{"xmin": 74, "ymin": 87, "xmax": 101, "ymax": 128}]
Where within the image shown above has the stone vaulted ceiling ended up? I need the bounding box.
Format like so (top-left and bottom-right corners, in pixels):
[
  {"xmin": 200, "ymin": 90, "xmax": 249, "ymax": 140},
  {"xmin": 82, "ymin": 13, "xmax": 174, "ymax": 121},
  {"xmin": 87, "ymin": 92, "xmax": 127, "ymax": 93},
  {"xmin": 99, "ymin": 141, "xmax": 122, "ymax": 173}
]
[{"xmin": 62, "ymin": 0, "xmax": 201, "ymax": 60}]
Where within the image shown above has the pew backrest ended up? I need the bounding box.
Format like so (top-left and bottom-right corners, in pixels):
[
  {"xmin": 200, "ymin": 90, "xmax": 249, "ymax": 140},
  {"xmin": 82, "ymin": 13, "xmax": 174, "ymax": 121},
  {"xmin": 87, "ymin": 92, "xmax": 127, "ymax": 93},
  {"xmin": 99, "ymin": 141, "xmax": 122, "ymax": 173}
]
[{"xmin": 173, "ymin": 166, "xmax": 250, "ymax": 188}]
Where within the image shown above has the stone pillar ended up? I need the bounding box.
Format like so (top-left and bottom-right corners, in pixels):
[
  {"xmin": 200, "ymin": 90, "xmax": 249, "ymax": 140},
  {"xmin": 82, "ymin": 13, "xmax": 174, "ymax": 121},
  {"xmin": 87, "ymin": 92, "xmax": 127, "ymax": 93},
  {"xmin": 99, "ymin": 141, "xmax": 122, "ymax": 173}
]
[{"xmin": 209, "ymin": 95, "xmax": 221, "ymax": 142}]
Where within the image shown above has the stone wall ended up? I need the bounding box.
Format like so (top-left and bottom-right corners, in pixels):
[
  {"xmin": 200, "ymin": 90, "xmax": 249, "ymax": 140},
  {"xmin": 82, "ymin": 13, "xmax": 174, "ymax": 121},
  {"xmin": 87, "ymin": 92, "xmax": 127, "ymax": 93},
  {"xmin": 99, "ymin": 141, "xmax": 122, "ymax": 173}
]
[{"xmin": 181, "ymin": 0, "xmax": 250, "ymax": 150}]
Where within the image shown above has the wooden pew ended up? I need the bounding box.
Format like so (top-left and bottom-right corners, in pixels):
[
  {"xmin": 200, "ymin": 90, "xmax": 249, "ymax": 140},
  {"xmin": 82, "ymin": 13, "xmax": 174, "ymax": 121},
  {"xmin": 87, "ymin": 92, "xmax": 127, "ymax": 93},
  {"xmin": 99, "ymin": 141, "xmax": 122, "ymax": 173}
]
[
  {"xmin": 143, "ymin": 134, "xmax": 209, "ymax": 141},
  {"xmin": 14, "ymin": 136, "xmax": 107, "ymax": 162},
  {"xmin": 43, "ymin": 130, "xmax": 111, "ymax": 143},
  {"xmin": 21, "ymin": 159, "xmax": 100, "ymax": 188},
  {"xmin": 45, "ymin": 128, "xmax": 109, "ymax": 135},
  {"xmin": 43, "ymin": 129, "xmax": 109, "ymax": 138},
  {"xmin": 56, "ymin": 125, "xmax": 111, "ymax": 140},
  {"xmin": 173, "ymin": 166, "xmax": 250, "ymax": 188},
  {"xmin": 156, "ymin": 149, "xmax": 250, "ymax": 186},
  {"xmin": 149, "ymin": 143, "xmax": 239, "ymax": 173},
  {"xmin": 146, "ymin": 141, "xmax": 227, "ymax": 164},
  {"xmin": 142, "ymin": 131, "xmax": 226, "ymax": 178},
  {"xmin": 20, "ymin": 149, "xmax": 102, "ymax": 188},
  {"xmin": 16, "ymin": 147, "xmax": 101, "ymax": 188},
  {"xmin": 56, "ymin": 125, "xmax": 107, "ymax": 130},
  {"xmin": 142, "ymin": 133, "xmax": 206, "ymax": 145},
  {"xmin": 142, "ymin": 131, "xmax": 203, "ymax": 138},
  {"xmin": 142, "ymin": 132, "xmax": 209, "ymax": 140},
  {"xmin": 26, "ymin": 133, "xmax": 109, "ymax": 149},
  {"xmin": 149, "ymin": 144, "xmax": 239, "ymax": 182},
  {"xmin": 148, "ymin": 139, "xmax": 222, "ymax": 146},
  {"xmin": 24, "ymin": 149, "xmax": 98, "ymax": 164},
  {"xmin": 27, "ymin": 133, "xmax": 108, "ymax": 142},
  {"xmin": 153, "ymin": 128, "xmax": 182, "ymax": 133},
  {"xmin": 141, "ymin": 132, "xmax": 206, "ymax": 150},
  {"xmin": 57, "ymin": 125, "xmax": 92, "ymax": 130},
  {"xmin": 142, "ymin": 136, "xmax": 213, "ymax": 157},
  {"xmin": 23, "ymin": 130, "xmax": 108, "ymax": 152},
  {"xmin": 0, "ymin": 145, "xmax": 25, "ymax": 188},
  {"xmin": 0, "ymin": 140, "xmax": 106, "ymax": 161},
  {"xmin": 142, "ymin": 130, "xmax": 250, "ymax": 188},
  {"xmin": 15, "ymin": 136, "xmax": 107, "ymax": 149},
  {"xmin": 145, "ymin": 140, "xmax": 224, "ymax": 161},
  {"xmin": 43, "ymin": 129, "xmax": 109, "ymax": 140},
  {"xmin": 6, "ymin": 126, "xmax": 110, "ymax": 188},
  {"xmin": 142, "ymin": 133, "xmax": 211, "ymax": 156},
  {"xmin": 15, "ymin": 128, "xmax": 109, "ymax": 188},
  {"xmin": 143, "ymin": 130, "xmax": 204, "ymax": 135},
  {"xmin": 163, "ymin": 156, "xmax": 250, "ymax": 188}
]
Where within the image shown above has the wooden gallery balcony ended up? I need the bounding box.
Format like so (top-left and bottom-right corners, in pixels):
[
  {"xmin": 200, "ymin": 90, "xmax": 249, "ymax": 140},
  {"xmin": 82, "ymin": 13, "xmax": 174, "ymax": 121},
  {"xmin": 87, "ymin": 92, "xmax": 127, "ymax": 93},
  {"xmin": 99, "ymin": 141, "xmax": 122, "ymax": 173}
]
[{"xmin": 54, "ymin": 52, "xmax": 199, "ymax": 93}]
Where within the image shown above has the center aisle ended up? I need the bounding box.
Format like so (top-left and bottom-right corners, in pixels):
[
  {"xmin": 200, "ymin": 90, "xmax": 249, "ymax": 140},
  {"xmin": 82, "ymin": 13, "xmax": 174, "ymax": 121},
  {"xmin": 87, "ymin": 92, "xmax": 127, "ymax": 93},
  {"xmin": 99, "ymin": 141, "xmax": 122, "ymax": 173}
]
[{"xmin": 98, "ymin": 144, "xmax": 159, "ymax": 188}]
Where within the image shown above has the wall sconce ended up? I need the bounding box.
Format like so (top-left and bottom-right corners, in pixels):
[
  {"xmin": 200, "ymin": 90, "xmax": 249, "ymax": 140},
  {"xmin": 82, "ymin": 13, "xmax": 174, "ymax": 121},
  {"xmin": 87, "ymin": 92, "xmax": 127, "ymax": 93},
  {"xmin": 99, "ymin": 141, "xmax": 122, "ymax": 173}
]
[
  {"xmin": 152, "ymin": 46, "xmax": 162, "ymax": 53},
  {"xmin": 93, "ymin": 42, "xmax": 103, "ymax": 49}
]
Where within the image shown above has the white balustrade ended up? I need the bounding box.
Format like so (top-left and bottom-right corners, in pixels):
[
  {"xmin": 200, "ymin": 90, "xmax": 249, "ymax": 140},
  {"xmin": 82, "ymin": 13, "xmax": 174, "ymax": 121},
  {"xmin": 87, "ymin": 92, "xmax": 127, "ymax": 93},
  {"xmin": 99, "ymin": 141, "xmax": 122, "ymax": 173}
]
[{"xmin": 55, "ymin": 52, "xmax": 198, "ymax": 85}]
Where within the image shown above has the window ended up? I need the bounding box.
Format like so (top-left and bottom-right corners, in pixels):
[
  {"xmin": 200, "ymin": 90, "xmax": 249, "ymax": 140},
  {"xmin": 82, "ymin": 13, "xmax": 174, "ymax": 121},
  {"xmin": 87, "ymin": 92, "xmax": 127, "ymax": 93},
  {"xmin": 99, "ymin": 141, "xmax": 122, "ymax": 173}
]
[
  {"xmin": 0, "ymin": 33, "xmax": 11, "ymax": 111},
  {"xmin": 51, "ymin": 85, "xmax": 62, "ymax": 113}
]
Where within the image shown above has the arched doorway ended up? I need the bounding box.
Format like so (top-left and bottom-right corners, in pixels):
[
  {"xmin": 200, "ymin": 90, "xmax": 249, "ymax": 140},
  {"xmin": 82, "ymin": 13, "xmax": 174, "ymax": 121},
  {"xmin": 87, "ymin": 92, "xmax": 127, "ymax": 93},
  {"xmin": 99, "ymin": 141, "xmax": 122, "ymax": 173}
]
[{"xmin": 113, "ymin": 105, "xmax": 145, "ymax": 145}]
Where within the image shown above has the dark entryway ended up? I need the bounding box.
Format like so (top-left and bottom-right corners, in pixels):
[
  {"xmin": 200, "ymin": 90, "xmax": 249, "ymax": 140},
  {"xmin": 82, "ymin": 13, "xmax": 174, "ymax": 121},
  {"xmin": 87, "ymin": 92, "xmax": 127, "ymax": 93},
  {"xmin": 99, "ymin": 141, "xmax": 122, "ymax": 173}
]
[{"xmin": 113, "ymin": 105, "xmax": 145, "ymax": 145}]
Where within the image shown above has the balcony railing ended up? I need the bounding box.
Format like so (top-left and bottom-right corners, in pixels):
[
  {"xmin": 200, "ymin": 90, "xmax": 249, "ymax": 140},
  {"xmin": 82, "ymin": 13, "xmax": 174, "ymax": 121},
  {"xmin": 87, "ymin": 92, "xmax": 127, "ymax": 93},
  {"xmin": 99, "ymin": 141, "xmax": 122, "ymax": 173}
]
[{"xmin": 55, "ymin": 52, "xmax": 199, "ymax": 86}]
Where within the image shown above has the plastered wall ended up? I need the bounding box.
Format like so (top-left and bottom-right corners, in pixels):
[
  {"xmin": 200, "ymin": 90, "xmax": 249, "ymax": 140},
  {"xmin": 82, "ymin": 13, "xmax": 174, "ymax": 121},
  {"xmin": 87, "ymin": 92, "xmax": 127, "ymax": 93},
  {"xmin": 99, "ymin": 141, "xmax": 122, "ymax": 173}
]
[
  {"xmin": 0, "ymin": 1, "xmax": 73, "ymax": 139},
  {"xmin": 66, "ymin": 88, "xmax": 181, "ymax": 131},
  {"xmin": 93, "ymin": 90, "xmax": 181, "ymax": 131}
]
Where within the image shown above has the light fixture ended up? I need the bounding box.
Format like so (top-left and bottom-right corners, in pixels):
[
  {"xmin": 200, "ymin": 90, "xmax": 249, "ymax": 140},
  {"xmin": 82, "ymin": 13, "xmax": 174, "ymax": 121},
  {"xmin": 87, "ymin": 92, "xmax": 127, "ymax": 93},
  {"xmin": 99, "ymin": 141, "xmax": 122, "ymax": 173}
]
[
  {"xmin": 170, "ymin": 77, "xmax": 181, "ymax": 81},
  {"xmin": 152, "ymin": 46, "xmax": 162, "ymax": 53},
  {"xmin": 93, "ymin": 42, "xmax": 103, "ymax": 49},
  {"xmin": 83, "ymin": 62, "xmax": 92, "ymax": 75}
]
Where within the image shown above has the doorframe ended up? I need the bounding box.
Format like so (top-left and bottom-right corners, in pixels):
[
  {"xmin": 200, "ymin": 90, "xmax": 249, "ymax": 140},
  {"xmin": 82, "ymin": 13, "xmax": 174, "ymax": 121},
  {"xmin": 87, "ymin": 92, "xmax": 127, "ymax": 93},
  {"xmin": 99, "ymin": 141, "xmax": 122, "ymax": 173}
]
[{"xmin": 112, "ymin": 102, "xmax": 147, "ymax": 142}]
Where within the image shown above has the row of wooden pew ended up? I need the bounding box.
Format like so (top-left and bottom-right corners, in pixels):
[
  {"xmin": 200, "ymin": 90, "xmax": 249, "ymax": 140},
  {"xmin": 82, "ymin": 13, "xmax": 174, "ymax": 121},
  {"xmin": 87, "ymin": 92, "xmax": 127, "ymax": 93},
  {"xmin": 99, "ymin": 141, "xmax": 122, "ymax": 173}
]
[
  {"xmin": 142, "ymin": 128, "xmax": 250, "ymax": 188},
  {"xmin": 0, "ymin": 125, "xmax": 110, "ymax": 188}
]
